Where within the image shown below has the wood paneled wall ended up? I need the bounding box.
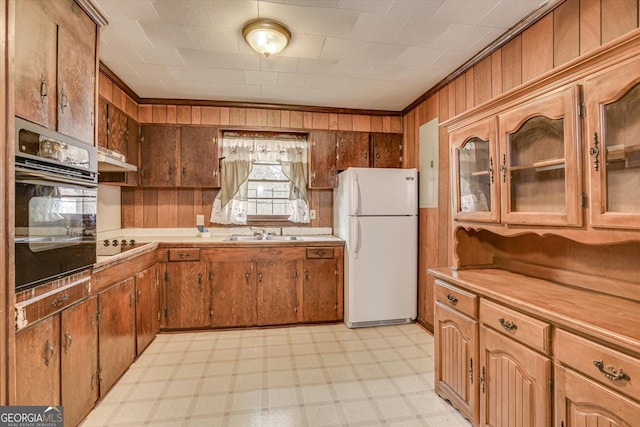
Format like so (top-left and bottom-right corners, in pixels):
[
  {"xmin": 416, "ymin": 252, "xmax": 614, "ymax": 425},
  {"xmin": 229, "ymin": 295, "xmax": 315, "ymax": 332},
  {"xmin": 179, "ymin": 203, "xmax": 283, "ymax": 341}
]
[
  {"xmin": 1, "ymin": 0, "xmax": 10, "ymax": 405},
  {"xmin": 403, "ymin": 0, "xmax": 640, "ymax": 328},
  {"xmin": 99, "ymin": 71, "xmax": 403, "ymax": 230}
]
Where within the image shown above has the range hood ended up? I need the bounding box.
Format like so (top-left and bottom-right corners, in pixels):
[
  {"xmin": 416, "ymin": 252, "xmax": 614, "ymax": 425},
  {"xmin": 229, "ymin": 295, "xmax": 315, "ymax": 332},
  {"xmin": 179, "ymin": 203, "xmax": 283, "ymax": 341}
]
[{"xmin": 97, "ymin": 146, "xmax": 137, "ymax": 172}]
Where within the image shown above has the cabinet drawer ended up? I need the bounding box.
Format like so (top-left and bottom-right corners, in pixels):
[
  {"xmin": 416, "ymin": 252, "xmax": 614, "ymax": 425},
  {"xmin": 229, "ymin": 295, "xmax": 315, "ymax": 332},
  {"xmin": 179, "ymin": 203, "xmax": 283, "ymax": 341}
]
[
  {"xmin": 435, "ymin": 280, "xmax": 477, "ymax": 319},
  {"xmin": 306, "ymin": 247, "xmax": 334, "ymax": 259},
  {"xmin": 168, "ymin": 248, "xmax": 200, "ymax": 262},
  {"xmin": 556, "ymin": 329, "xmax": 640, "ymax": 400},
  {"xmin": 480, "ymin": 299, "xmax": 551, "ymax": 354}
]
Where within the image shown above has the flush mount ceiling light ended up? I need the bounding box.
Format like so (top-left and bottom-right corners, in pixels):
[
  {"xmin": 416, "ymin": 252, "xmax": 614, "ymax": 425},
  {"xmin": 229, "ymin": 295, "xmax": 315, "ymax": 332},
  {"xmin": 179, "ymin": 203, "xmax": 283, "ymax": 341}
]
[{"xmin": 242, "ymin": 19, "xmax": 291, "ymax": 57}]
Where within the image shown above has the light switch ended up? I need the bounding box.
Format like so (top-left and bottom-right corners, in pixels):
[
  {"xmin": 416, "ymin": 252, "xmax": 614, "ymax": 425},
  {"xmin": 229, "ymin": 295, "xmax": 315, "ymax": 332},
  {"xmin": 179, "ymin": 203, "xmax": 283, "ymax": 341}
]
[
  {"xmin": 196, "ymin": 215, "xmax": 205, "ymax": 226},
  {"xmin": 309, "ymin": 210, "xmax": 316, "ymax": 219}
]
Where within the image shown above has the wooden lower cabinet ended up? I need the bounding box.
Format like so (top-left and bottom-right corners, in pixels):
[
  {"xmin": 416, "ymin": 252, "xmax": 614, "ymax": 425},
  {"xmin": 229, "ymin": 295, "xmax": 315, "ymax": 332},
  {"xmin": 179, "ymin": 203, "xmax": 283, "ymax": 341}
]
[
  {"xmin": 15, "ymin": 315, "xmax": 61, "ymax": 405},
  {"xmin": 303, "ymin": 256, "xmax": 340, "ymax": 322},
  {"xmin": 61, "ymin": 297, "xmax": 99, "ymax": 427},
  {"xmin": 555, "ymin": 365, "xmax": 640, "ymax": 426},
  {"xmin": 479, "ymin": 325, "xmax": 551, "ymax": 427},
  {"xmin": 165, "ymin": 261, "xmax": 210, "ymax": 329},
  {"xmin": 210, "ymin": 260, "xmax": 256, "ymax": 327},
  {"xmin": 434, "ymin": 301, "xmax": 478, "ymax": 425},
  {"xmin": 256, "ymin": 259, "xmax": 298, "ymax": 325},
  {"xmin": 98, "ymin": 277, "xmax": 136, "ymax": 394},
  {"xmin": 135, "ymin": 264, "xmax": 160, "ymax": 354}
]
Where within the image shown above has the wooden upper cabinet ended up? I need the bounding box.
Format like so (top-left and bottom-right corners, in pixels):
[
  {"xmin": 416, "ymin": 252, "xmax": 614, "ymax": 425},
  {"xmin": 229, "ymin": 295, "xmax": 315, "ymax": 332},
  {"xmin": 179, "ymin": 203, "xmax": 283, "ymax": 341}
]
[
  {"xmin": 140, "ymin": 125, "xmax": 180, "ymax": 187},
  {"xmin": 180, "ymin": 126, "xmax": 219, "ymax": 187},
  {"xmin": 14, "ymin": 315, "xmax": 61, "ymax": 406},
  {"xmin": 450, "ymin": 117, "xmax": 500, "ymax": 223},
  {"xmin": 337, "ymin": 132, "xmax": 370, "ymax": 171},
  {"xmin": 61, "ymin": 296, "xmax": 99, "ymax": 427},
  {"xmin": 97, "ymin": 97, "xmax": 108, "ymax": 149},
  {"xmin": 309, "ymin": 131, "xmax": 337, "ymax": 189},
  {"xmin": 15, "ymin": 0, "xmax": 97, "ymax": 145},
  {"xmin": 371, "ymin": 133, "xmax": 403, "ymax": 168},
  {"xmin": 107, "ymin": 104, "xmax": 128, "ymax": 156},
  {"xmin": 585, "ymin": 57, "xmax": 640, "ymax": 230},
  {"xmin": 498, "ymin": 86, "xmax": 582, "ymax": 226},
  {"xmin": 56, "ymin": 8, "xmax": 97, "ymax": 145},
  {"xmin": 14, "ymin": 0, "xmax": 58, "ymax": 131}
]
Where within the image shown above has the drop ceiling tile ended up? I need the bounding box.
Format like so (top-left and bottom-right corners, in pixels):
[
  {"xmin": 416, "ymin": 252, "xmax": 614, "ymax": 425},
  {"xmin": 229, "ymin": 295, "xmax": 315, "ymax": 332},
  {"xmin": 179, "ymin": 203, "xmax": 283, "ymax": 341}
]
[
  {"xmin": 468, "ymin": 27, "xmax": 505, "ymax": 54},
  {"xmin": 128, "ymin": 63, "xmax": 175, "ymax": 81},
  {"xmin": 187, "ymin": 27, "xmax": 241, "ymax": 53},
  {"xmin": 220, "ymin": 52, "xmax": 261, "ymax": 70},
  {"xmin": 260, "ymin": 56, "xmax": 299, "ymax": 73},
  {"xmin": 366, "ymin": 63, "xmax": 410, "ymax": 81},
  {"xmin": 283, "ymin": 0, "xmax": 338, "ymax": 7},
  {"xmin": 394, "ymin": 46, "xmax": 442, "ymax": 68},
  {"xmin": 305, "ymin": 7, "xmax": 359, "ymax": 37},
  {"xmin": 431, "ymin": 23, "xmax": 493, "ymax": 52},
  {"xmin": 207, "ymin": 0, "xmax": 259, "ymax": 29},
  {"xmin": 359, "ymin": 43, "xmax": 406, "ymax": 65},
  {"xmin": 133, "ymin": 46, "xmax": 185, "ymax": 66},
  {"xmin": 350, "ymin": 12, "xmax": 407, "ymax": 43},
  {"xmin": 434, "ymin": 0, "xmax": 498, "ymax": 25},
  {"xmin": 139, "ymin": 21, "xmax": 196, "ymax": 49},
  {"xmin": 336, "ymin": 0, "xmax": 392, "ymax": 14},
  {"xmin": 168, "ymin": 65, "xmax": 216, "ymax": 82},
  {"xmin": 393, "ymin": 18, "xmax": 449, "ymax": 46},
  {"xmin": 296, "ymin": 58, "xmax": 338, "ymax": 75},
  {"xmin": 243, "ymin": 70, "xmax": 279, "ymax": 85},
  {"xmin": 95, "ymin": 0, "xmax": 158, "ymax": 22},
  {"xmin": 278, "ymin": 72, "xmax": 344, "ymax": 89},
  {"xmin": 430, "ymin": 50, "xmax": 473, "ymax": 70},
  {"xmin": 100, "ymin": 21, "xmax": 152, "ymax": 47},
  {"xmin": 328, "ymin": 61, "xmax": 374, "ymax": 78},
  {"xmin": 386, "ymin": 0, "xmax": 446, "ymax": 20},
  {"xmin": 257, "ymin": 1, "xmax": 310, "ymax": 34},
  {"xmin": 319, "ymin": 37, "xmax": 368, "ymax": 61},
  {"xmin": 477, "ymin": 0, "xmax": 546, "ymax": 28},
  {"xmin": 150, "ymin": 0, "xmax": 211, "ymax": 27},
  {"xmin": 105, "ymin": 62, "xmax": 143, "ymax": 82},
  {"xmin": 178, "ymin": 48, "xmax": 226, "ymax": 68},
  {"xmin": 280, "ymin": 33, "xmax": 326, "ymax": 59},
  {"xmin": 100, "ymin": 44, "xmax": 145, "ymax": 64}
]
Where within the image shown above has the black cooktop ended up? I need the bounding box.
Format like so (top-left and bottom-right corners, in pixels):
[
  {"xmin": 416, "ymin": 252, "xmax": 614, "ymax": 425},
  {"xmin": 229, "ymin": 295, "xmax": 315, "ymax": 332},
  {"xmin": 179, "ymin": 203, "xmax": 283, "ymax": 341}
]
[{"xmin": 97, "ymin": 239, "xmax": 142, "ymax": 257}]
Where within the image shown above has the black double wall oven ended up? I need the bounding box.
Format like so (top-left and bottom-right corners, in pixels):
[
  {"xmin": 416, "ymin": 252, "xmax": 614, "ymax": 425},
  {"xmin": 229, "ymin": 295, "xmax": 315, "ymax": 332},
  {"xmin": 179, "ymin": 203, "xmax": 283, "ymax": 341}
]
[{"xmin": 15, "ymin": 118, "xmax": 98, "ymax": 291}]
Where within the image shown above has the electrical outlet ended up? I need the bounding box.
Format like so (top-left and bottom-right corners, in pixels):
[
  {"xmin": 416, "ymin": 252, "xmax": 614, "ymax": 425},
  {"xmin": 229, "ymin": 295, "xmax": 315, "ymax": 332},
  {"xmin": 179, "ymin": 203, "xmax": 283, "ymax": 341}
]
[
  {"xmin": 309, "ymin": 209, "xmax": 316, "ymax": 219},
  {"xmin": 196, "ymin": 215, "xmax": 205, "ymax": 226}
]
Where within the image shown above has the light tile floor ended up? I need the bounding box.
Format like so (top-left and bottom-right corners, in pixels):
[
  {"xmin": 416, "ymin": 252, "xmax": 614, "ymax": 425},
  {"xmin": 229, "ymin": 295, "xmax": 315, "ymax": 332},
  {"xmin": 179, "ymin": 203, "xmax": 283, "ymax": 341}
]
[{"xmin": 81, "ymin": 323, "xmax": 470, "ymax": 426}]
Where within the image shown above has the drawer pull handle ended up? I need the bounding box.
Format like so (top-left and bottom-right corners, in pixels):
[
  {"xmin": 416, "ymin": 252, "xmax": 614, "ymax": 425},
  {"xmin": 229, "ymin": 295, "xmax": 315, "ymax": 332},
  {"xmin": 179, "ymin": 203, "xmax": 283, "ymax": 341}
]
[
  {"xmin": 446, "ymin": 294, "xmax": 458, "ymax": 305},
  {"xmin": 316, "ymin": 250, "xmax": 325, "ymax": 256},
  {"xmin": 52, "ymin": 293, "xmax": 70, "ymax": 307},
  {"xmin": 63, "ymin": 331, "xmax": 72, "ymax": 353},
  {"xmin": 44, "ymin": 340, "xmax": 54, "ymax": 367},
  {"xmin": 593, "ymin": 360, "xmax": 630, "ymax": 382},
  {"xmin": 179, "ymin": 253, "xmax": 189, "ymax": 258},
  {"xmin": 499, "ymin": 318, "xmax": 517, "ymax": 332},
  {"xmin": 479, "ymin": 366, "xmax": 485, "ymax": 394}
]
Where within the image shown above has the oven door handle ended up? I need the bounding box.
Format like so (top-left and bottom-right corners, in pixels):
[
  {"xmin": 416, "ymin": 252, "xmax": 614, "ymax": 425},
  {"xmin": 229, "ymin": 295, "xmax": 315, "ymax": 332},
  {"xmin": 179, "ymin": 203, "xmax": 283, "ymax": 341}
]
[{"xmin": 15, "ymin": 167, "xmax": 98, "ymax": 188}]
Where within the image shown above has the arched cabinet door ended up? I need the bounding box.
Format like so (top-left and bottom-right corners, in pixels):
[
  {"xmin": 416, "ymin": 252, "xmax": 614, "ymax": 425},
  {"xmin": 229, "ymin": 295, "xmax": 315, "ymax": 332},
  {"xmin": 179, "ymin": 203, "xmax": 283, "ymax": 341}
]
[
  {"xmin": 585, "ymin": 57, "xmax": 640, "ymax": 229},
  {"xmin": 497, "ymin": 86, "xmax": 582, "ymax": 227},
  {"xmin": 450, "ymin": 117, "xmax": 500, "ymax": 223}
]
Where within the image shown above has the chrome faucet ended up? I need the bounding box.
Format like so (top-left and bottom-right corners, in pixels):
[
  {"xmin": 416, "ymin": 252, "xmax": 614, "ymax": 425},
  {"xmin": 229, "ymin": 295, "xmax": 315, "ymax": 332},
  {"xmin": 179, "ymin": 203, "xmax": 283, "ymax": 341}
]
[{"xmin": 251, "ymin": 227, "xmax": 268, "ymax": 239}]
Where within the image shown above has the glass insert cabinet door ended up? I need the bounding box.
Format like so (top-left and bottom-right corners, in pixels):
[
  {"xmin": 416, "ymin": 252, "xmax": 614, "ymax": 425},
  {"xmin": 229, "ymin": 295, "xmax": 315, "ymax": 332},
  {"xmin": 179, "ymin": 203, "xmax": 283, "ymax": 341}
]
[
  {"xmin": 585, "ymin": 58, "xmax": 640, "ymax": 229},
  {"xmin": 450, "ymin": 117, "xmax": 500, "ymax": 223},
  {"xmin": 497, "ymin": 86, "xmax": 582, "ymax": 226}
]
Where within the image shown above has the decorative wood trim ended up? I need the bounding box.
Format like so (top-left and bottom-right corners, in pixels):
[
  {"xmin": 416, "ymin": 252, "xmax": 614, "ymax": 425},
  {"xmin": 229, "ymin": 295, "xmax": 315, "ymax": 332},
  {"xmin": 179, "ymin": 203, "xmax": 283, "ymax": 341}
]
[
  {"xmin": 402, "ymin": 0, "xmax": 565, "ymax": 114},
  {"xmin": 442, "ymin": 27, "xmax": 640, "ymax": 131},
  {"xmin": 494, "ymin": 257, "xmax": 640, "ymax": 304},
  {"xmin": 99, "ymin": 62, "xmax": 139, "ymax": 104},
  {"xmin": 74, "ymin": 0, "xmax": 108, "ymax": 27}
]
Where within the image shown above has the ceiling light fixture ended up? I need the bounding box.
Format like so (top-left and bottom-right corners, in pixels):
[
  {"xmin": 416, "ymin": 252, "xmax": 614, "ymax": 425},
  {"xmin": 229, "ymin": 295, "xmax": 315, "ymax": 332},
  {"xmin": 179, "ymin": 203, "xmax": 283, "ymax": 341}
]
[{"xmin": 242, "ymin": 19, "xmax": 291, "ymax": 57}]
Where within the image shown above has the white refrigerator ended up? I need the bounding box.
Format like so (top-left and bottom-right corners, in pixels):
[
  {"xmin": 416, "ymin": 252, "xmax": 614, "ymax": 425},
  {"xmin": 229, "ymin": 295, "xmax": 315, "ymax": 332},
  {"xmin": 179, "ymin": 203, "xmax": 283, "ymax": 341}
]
[{"xmin": 334, "ymin": 167, "xmax": 418, "ymax": 328}]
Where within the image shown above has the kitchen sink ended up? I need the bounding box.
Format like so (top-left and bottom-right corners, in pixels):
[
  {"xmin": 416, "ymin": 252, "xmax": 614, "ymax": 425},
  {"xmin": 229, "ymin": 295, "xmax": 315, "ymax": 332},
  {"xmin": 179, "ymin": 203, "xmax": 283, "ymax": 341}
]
[{"xmin": 225, "ymin": 235, "xmax": 303, "ymax": 241}]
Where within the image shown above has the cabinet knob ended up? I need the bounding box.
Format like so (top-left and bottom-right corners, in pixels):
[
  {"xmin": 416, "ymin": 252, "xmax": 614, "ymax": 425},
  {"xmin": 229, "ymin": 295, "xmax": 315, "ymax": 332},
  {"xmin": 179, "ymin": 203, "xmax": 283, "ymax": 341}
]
[
  {"xmin": 182, "ymin": 166, "xmax": 187, "ymax": 177},
  {"xmin": 198, "ymin": 272, "xmax": 203, "ymax": 285},
  {"xmin": 446, "ymin": 294, "xmax": 458, "ymax": 305},
  {"xmin": 44, "ymin": 340, "xmax": 55, "ymax": 367},
  {"xmin": 498, "ymin": 318, "xmax": 517, "ymax": 332},
  {"xmin": 258, "ymin": 272, "xmax": 263, "ymax": 283}
]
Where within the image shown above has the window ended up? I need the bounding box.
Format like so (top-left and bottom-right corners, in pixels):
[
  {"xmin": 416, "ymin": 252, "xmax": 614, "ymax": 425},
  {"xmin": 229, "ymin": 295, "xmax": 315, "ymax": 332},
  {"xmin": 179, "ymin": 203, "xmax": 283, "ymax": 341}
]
[
  {"xmin": 211, "ymin": 131, "xmax": 310, "ymax": 225},
  {"xmin": 247, "ymin": 162, "xmax": 291, "ymax": 218}
]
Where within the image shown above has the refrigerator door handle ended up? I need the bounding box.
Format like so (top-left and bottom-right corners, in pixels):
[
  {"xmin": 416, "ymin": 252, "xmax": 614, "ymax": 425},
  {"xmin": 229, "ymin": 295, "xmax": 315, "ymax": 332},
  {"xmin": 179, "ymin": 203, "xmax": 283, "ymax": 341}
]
[
  {"xmin": 350, "ymin": 173, "xmax": 360, "ymax": 216},
  {"xmin": 351, "ymin": 217, "xmax": 360, "ymax": 259}
]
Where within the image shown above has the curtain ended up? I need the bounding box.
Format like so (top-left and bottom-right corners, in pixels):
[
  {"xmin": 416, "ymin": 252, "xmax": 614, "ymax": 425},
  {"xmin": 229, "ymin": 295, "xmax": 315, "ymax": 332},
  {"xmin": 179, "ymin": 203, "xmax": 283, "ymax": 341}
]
[{"xmin": 211, "ymin": 133, "xmax": 309, "ymax": 224}]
